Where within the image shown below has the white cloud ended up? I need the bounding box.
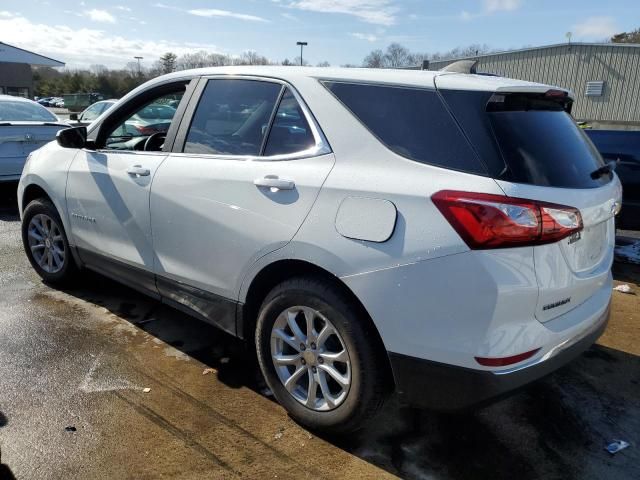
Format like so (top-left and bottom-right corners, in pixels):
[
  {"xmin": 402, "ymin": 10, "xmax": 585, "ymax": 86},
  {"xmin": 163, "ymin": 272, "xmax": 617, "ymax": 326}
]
[
  {"xmin": 187, "ymin": 9, "xmax": 268, "ymax": 22},
  {"xmin": 0, "ymin": 13, "xmax": 222, "ymax": 69},
  {"xmin": 484, "ymin": 0, "xmax": 522, "ymax": 12},
  {"xmin": 84, "ymin": 9, "xmax": 116, "ymax": 23},
  {"xmin": 281, "ymin": 12, "xmax": 299, "ymax": 21},
  {"xmin": 284, "ymin": 0, "xmax": 397, "ymax": 26},
  {"xmin": 573, "ymin": 16, "xmax": 617, "ymax": 39},
  {"xmin": 351, "ymin": 32, "xmax": 378, "ymax": 42},
  {"xmin": 115, "ymin": 6, "xmax": 131, "ymax": 12},
  {"xmin": 0, "ymin": 11, "xmax": 15, "ymax": 18}
]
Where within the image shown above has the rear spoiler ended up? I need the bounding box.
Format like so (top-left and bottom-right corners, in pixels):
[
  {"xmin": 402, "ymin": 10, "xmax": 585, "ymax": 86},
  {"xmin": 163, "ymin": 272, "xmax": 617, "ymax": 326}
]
[{"xmin": 440, "ymin": 60, "xmax": 479, "ymax": 74}]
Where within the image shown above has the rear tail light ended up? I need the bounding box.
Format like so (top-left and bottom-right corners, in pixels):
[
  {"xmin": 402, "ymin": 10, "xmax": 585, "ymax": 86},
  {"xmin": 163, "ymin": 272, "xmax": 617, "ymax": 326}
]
[
  {"xmin": 475, "ymin": 348, "xmax": 541, "ymax": 367},
  {"xmin": 432, "ymin": 190, "xmax": 582, "ymax": 249}
]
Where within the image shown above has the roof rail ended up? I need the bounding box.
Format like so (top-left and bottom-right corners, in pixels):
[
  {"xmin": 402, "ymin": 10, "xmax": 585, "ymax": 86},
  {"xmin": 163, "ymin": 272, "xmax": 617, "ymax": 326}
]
[{"xmin": 440, "ymin": 60, "xmax": 479, "ymax": 74}]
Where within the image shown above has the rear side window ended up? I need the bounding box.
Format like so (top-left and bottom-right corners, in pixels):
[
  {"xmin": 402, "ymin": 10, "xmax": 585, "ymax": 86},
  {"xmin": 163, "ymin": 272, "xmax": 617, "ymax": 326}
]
[
  {"xmin": 263, "ymin": 88, "xmax": 316, "ymax": 156},
  {"xmin": 184, "ymin": 79, "xmax": 282, "ymax": 156},
  {"xmin": 440, "ymin": 90, "xmax": 610, "ymax": 189},
  {"xmin": 322, "ymin": 81, "xmax": 486, "ymax": 175}
]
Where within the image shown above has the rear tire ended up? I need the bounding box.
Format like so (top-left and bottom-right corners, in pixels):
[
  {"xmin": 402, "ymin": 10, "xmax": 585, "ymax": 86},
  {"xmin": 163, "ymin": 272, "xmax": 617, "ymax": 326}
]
[
  {"xmin": 255, "ymin": 276, "xmax": 387, "ymax": 434},
  {"xmin": 22, "ymin": 198, "xmax": 79, "ymax": 285}
]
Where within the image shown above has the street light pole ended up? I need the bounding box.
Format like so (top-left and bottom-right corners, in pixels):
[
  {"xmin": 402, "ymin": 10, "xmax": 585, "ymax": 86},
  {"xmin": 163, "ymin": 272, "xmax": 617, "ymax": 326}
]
[
  {"xmin": 296, "ymin": 41, "xmax": 308, "ymax": 66},
  {"xmin": 134, "ymin": 56, "xmax": 143, "ymax": 75}
]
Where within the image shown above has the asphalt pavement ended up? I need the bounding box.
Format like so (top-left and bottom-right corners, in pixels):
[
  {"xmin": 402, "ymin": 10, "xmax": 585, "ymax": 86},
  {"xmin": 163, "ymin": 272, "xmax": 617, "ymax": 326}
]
[{"xmin": 0, "ymin": 181, "xmax": 639, "ymax": 480}]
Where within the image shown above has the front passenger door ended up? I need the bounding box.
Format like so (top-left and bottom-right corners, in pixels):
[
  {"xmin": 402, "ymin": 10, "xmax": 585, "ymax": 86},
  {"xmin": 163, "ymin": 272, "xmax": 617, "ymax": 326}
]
[{"xmin": 66, "ymin": 85, "xmax": 188, "ymax": 294}]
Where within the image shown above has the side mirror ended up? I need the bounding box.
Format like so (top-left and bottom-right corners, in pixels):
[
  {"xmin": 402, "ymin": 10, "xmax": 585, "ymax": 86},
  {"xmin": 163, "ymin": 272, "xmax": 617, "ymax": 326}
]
[
  {"xmin": 69, "ymin": 113, "xmax": 79, "ymax": 121},
  {"xmin": 57, "ymin": 126, "xmax": 87, "ymax": 149}
]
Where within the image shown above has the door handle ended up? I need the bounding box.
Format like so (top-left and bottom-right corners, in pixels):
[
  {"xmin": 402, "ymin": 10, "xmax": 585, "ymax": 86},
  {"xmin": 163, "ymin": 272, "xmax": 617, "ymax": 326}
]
[
  {"xmin": 127, "ymin": 165, "xmax": 150, "ymax": 177},
  {"xmin": 254, "ymin": 176, "xmax": 295, "ymax": 191}
]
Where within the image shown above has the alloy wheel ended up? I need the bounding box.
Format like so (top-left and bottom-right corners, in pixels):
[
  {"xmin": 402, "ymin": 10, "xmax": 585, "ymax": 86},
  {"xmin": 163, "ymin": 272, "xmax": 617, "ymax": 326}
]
[
  {"xmin": 270, "ymin": 306, "xmax": 351, "ymax": 411},
  {"xmin": 27, "ymin": 214, "xmax": 65, "ymax": 274}
]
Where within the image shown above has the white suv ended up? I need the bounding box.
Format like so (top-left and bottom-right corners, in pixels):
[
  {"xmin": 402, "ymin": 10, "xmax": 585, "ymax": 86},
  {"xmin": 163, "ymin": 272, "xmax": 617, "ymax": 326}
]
[{"xmin": 18, "ymin": 67, "xmax": 622, "ymax": 433}]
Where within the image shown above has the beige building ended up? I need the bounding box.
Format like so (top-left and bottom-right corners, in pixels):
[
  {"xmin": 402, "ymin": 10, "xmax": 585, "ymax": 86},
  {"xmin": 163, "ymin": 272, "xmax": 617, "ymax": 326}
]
[{"xmin": 430, "ymin": 43, "xmax": 640, "ymax": 129}]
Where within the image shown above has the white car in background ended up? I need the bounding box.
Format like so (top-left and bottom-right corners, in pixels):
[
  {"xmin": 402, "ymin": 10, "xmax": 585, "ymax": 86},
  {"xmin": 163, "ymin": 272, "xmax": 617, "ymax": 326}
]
[
  {"xmin": 69, "ymin": 100, "xmax": 117, "ymax": 126},
  {"xmin": 0, "ymin": 95, "xmax": 68, "ymax": 182},
  {"xmin": 17, "ymin": 67, "xmax": 621, "ymax": 433}
]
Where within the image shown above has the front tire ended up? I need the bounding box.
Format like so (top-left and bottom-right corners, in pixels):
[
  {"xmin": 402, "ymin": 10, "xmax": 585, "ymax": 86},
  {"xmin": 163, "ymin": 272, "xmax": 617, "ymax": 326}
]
[
  {"xmin": 255, "ymin": 276, "xmax": 387, "ymax": 434},
  {"xmin": 22, "ymin": 198, "xmax": 78, "ymax": 285}
]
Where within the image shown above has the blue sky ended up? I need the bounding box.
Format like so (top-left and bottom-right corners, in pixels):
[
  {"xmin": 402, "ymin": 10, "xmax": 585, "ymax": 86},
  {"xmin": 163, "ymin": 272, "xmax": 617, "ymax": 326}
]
[{"xmin": 0, "ymin": 0, "xmax": 638, "ymax": 69}]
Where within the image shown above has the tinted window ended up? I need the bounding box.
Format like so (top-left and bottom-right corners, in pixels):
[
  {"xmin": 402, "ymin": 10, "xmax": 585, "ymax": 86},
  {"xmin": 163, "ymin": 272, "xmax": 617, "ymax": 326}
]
[
  {"xmin": 0, "ymin": 100, "xmax": 57, "ymax": 122},
  {"xmin": 440, "ymin": 89, "xmax": 610, "ymax": 189},
  {"xmin": 323, "ymin": 81, "xmax": 485, "ymax": 174},
  {"xmin": 184, "ymin": 79, "xmax": 282, "ymax": 156},
  {"xmin": 489, "ymin": 110, "xmax": 609, "ymax": 188},
  {"xmin": 263, "ymin": 89, "xmax": 315, "ymax": 156}
]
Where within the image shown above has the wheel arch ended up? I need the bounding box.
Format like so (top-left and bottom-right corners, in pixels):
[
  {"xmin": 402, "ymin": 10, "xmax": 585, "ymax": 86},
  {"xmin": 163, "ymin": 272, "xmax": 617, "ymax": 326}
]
[
  {"xmin": 241, "ymin": 258, "xmax": 395, "ymax": 392},
  {"xmin": 22, "ymin": 183, "xmax": 54, "ymax": 211}
]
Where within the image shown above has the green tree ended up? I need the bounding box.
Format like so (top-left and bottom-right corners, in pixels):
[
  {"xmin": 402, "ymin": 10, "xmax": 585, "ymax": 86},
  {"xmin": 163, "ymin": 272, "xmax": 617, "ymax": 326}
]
[{"xmin": 158, "ymin": 52, "xmax": 177, "ymax": 74}]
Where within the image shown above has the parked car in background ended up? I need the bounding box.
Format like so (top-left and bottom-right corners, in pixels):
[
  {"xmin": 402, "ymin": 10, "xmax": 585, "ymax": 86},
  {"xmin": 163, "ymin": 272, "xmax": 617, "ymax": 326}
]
[
  {"xmin": 18, "ymin": 67, "xmax": 621, "ymax": 433},
  {"xmin": 585, "ymin": 129, "xmax": 640, "ymax": 230},
  {"xmin": 69, "ymin": 100, "xmax": 117, "ymax": 126},
  {"xmin": 0, "ymin": 95, "xmax": 68, "ymax": 182},
  {"xmin": 37, "ymin": 97, "xmax": 54, "ymax": 107},
  {"xmin": 53, "ymin": 98, "xmax": 65, "ymax": 108}
]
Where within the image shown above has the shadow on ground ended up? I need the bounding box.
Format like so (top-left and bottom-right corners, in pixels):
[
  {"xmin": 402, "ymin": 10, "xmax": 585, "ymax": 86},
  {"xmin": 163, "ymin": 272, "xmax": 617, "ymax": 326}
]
[{"xmin": 53, "ymin": 266, "xmax": 640, "ymax": 480}]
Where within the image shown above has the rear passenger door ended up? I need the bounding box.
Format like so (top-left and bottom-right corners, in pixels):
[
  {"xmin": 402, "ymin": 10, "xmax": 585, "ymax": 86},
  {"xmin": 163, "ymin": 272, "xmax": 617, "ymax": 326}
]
[{"xmin": 150, "ymin": 77, "xmax": 334, "ymax": 335}]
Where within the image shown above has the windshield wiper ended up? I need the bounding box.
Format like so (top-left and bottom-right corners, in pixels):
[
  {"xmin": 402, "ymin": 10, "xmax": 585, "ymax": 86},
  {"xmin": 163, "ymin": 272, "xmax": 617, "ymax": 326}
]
[{"xmin": 590, "ymin": 160, "xmax": 618, "ymax": 179}]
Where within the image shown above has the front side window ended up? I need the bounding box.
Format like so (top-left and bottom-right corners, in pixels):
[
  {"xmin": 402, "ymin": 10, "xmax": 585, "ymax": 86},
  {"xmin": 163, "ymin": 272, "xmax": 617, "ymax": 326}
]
[
  {"xmin": 323, "ymin": 81, "xmax": 485, "ymax": 174},
  {"xmin": 105, "ymin": 91, "xmax": 184, "ymax": 151},
  {"xmin": 184, "ymin": 79, "xmax": 282, "ymax": 156},
  {"xmin": 263, "ymin": 88, "xmax": 316, "ymax": 156}
]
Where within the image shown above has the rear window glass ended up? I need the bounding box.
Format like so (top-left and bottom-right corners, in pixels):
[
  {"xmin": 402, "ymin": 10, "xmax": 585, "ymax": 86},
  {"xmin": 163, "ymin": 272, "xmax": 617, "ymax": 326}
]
[
  {"xmin": 440, "ymin": 89, "xmax": 610, "ymax": 189},
  {"xmin": 489, "ymin": 110, "xmax": 610, "ymax": 188},
  {"xmin": 0, "ymin": 101, "xmax": 57, "ymax": 122},
  {"xmin": 323, "ymin": 81, "xmax": 486, "ymax": 175}
]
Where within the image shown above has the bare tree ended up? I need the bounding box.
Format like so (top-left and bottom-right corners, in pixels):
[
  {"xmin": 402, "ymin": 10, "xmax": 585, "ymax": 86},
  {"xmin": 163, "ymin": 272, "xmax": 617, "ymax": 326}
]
[
  {"xmin": 384, "ymin": 43, "xmax": 412, "ymax": 68},
  {"xmin": 292, "ymin": 56, "xmax": 309, "ymax": 66},
  {"xmin": 237, "ymin": 50, "xmax": 270, "ymax": 65},
  {"xmin": 316, "ymin": 61, "xmax": 331, "ymax": 67},
  {"xmin": 90, "ymin": 64, "xmax": 108, "ymax": 75},
  {"xmin": 363, "ymin": 49, "xmax": 385, "ymax": 68}
]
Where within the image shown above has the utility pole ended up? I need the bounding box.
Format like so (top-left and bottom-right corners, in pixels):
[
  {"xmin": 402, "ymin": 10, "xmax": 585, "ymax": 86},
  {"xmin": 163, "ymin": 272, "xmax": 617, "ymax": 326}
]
[
  {"xmin": 134, "ymin": 56, "xmax": 143, "ymax": 75},
  {"xmin": 296, "ymin": 41, "xmax": 308, "ymax": 66}
]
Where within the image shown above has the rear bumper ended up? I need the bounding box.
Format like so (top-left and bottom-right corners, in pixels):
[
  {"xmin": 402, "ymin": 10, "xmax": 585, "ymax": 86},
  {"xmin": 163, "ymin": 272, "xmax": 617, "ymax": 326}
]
[{"xmin": 389, "ymin": 300, "xmax": 610, "ymax": 411}]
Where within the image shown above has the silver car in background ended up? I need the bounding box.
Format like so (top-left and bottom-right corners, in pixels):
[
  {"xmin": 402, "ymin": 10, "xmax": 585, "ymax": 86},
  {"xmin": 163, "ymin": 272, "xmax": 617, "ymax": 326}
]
[{"xmin": 0, "ymin": 95, "xmax": 69, "ymax": 181}]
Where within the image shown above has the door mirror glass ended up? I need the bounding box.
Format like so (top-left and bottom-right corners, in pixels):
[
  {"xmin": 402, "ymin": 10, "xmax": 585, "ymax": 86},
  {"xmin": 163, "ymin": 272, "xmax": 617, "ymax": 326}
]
[{"xmin": 57, "ymin": 126, "xmax": 87, "ymax": 149}]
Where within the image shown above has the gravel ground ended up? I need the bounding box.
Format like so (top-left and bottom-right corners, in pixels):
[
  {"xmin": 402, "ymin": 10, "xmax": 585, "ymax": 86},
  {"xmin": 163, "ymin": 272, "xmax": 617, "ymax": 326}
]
[{"xmin": 0, "ymin": 182, "xmax": 639, "ymax": 479}]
